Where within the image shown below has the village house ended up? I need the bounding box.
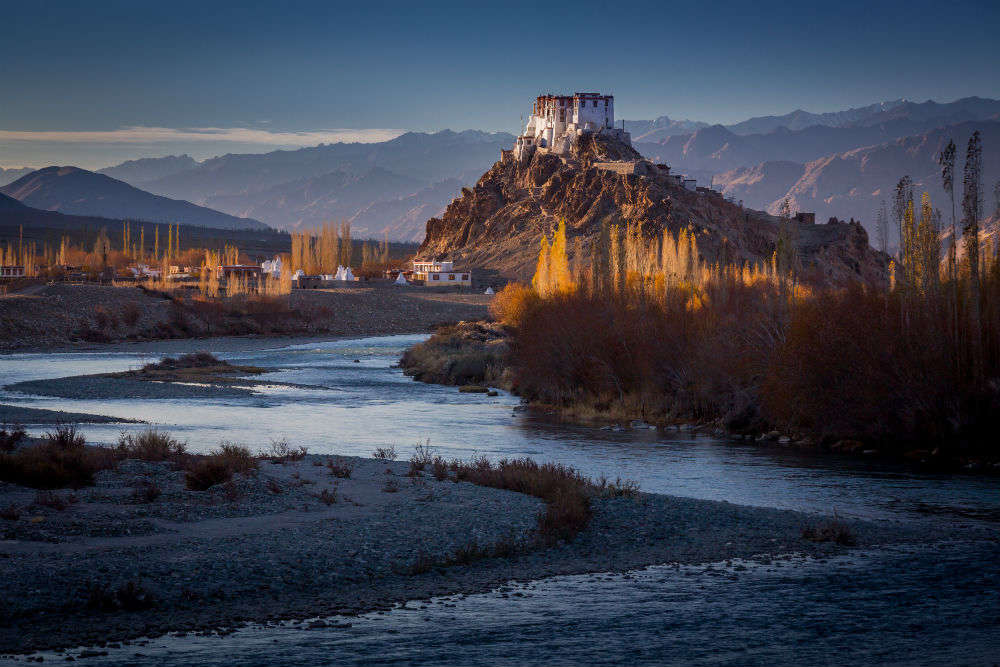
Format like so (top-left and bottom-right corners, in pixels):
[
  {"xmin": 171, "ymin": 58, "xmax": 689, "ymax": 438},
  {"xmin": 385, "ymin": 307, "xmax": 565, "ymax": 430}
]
[
  {"xmin": 216, "ymin": 264, "xmax": 263, "ymax": 284},
  {"xmin": 0, "ymin": 265, "xmax": 25, "ymax": 279},
  {"xmin": 411, "ymin": 260, "xmax": 471, "ymax": 286}
]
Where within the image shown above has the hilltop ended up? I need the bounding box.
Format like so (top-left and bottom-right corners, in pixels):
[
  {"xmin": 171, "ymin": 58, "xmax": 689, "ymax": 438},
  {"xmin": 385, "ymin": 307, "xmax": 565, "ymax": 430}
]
[{"xmin": 418, "ymin": 133, "xmax": 887, "ymax": 286}]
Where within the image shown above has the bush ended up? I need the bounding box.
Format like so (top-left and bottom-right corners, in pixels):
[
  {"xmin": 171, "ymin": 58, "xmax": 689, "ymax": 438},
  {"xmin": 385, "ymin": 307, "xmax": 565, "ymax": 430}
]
[
  {"xmin": 316, "ymin": 487, "xmax": 338, "ymax": 505},
  {"xmin": 183, "ymin": 443, "xmax": 257, "ymax": 491},
  {"xmin": 121, "ymin": 302, "xmax": 142, "ymax": 327},
  {"xmin": 0, "ymin": 504, "xmax": 20, "ymax": 521},
  {"xmin": 372, "ymin": 445, "xmax": 397, "ymax": 461},
  {"xmin": 116, "ymin": 429, "xmax": 186, "ymax": 462},
  {"xmin": 0, "ymin": 427, "xmax": 116, "ymax": 489},
  {"xmin": 260, "ymin": 439, "xmax": 307, "ymax": 464},
  {"xmin": 326, "ymin": 457, "xmax": 353, "ymax": 479},
  {"xmin": 184, "ymin": 459, "xmax": 232, "ymax": 491},
  {"xmin": 0, "ymin": 425, "xmax": 26, "ymax": 452},
  {"xmin": 451, "ymin": 456, "xmax": 601, "ymax": 543}
]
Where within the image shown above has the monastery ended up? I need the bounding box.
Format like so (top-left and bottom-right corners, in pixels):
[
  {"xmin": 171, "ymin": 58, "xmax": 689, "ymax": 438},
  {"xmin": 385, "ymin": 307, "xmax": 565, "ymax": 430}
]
[{"xmin": 511, "ymin": 93, "xmax": 631, "ymax": 160}]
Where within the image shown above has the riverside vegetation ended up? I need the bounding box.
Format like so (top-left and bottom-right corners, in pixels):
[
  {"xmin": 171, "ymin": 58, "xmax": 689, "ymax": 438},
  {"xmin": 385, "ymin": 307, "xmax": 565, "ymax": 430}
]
[{"xmin": 411, "ymin": 135, "xmax": 1000, "ymax": 465}]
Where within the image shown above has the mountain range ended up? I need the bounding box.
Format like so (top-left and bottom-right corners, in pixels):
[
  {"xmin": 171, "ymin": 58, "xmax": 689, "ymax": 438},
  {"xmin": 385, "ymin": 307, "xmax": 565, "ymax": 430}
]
[
  {"xmin": 5, "ymin": 96, "xmax": 998, "ymax": 246},
  {"xmin": 93, "ymin": 130, "xmax": 513, "ymax": 241},
  {"xmin": 0, "ymin": 167, "xmax": 268, "ymax": 231}
]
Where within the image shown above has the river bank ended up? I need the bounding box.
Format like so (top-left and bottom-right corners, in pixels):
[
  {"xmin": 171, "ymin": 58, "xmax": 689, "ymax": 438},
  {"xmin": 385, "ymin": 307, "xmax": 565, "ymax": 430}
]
[
  {"xmin": 0, "ymin": 441, "xmax": 954, "ymax": 655},
  {"xmin": 400, "ymin": 320, "xmax": 1000, "ymax": 473},
  {"xmin": 0, "ymin": 283, "xmax": 491, "ymax": 353}
]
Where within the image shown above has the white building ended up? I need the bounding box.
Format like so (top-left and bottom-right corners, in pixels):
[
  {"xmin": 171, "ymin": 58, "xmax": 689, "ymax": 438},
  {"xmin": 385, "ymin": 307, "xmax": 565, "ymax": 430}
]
[
  {"xmin": 412, "ymin": 260, "xmax": 471, "ymax": 286},
  {"xmin": 512, "ymin": 93, "xmax": 631, "ymax": 161}
]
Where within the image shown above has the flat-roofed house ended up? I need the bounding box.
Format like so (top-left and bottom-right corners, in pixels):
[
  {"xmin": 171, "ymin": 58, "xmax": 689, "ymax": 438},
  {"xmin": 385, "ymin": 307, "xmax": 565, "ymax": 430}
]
[{"xmin": 411, "ymin": 260, "xmax": 471, "ymax": 286}]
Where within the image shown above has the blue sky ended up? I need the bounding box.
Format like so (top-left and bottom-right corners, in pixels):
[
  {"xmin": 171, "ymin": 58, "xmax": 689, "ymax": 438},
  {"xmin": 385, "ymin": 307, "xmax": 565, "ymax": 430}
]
[{"xmin": 2, "ymin": 0, "xmax": 998, "ymax": 167}]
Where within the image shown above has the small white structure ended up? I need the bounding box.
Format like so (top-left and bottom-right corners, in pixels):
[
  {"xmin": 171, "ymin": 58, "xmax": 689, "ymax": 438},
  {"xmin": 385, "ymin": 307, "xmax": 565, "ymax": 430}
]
[
  {"xmin": 128, "ymin": 264, "xmax": 160, "ymax": 278},
  {"xmin": 394, "ymin": 272, "xmax": 409, "ymax": 285},
  {"xmin": 333, "ymin": 265, "xmax": 355, "ymax": 281},
  {"xmin": 512, "ymin": 93, "xmax": 631, "ymax": 161},
  {"xmin": 411, "ymin": 260, "xmax": 471, "ymax": 286},
  {"xmin": 261, "ymin": 256, "xmax": 283, "ymax": 278},
  {"xmin": 484, "ymin": 286, "xmax": 495, "ymax": 295}
]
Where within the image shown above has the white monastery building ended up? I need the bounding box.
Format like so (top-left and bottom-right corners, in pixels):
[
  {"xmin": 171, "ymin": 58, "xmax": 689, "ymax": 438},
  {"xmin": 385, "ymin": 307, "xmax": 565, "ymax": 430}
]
[{"xmin": 511, "ymin": 92, "xmax": 631, "ymax": 160}]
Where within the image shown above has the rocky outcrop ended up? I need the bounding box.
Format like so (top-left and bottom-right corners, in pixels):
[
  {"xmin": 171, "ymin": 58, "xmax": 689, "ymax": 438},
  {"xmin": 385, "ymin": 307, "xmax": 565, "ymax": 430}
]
[{"xmin": 418, "ymin": 134, "xmax": 888, "ymax": 286}]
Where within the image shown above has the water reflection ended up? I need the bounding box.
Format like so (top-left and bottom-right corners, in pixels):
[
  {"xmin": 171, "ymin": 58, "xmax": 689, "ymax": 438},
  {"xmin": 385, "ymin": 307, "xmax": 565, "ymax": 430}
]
[{"xmin": 2, "ymin": 334, "xmax": 997, "ymax": 523}]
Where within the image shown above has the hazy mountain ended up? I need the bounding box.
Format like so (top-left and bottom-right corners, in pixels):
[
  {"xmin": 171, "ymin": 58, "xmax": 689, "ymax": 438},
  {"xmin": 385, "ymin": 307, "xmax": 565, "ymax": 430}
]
[
  {"xmin": 203, "ymin": 167, "xmax": 425, "ymax": 232},
  {"xmin": 0, "ymin": 168, "xmax": 35, "ymax": 187},
  {"xmin": 624, "ymin": 116, "xmax": 710, "ymax": 142},
  {"xmin": 142, "ymin": 130, "xmax": 513, "ymax": 205},
  {"xmin": 98, "ymin": 154, "xmax": 198, "ymax": 185},
  {"xmin": 635, "ymin": 118, "xmax": 988, "ymax": 175},
  {"xmin": 712, "ymin": 121, "xmax": 1000, "ymax": 242},
  {"xmin": 0, "ymin": 192, "xmax": 27, "ymax": 210},
  {"xmin": 725, "ymin": 100, "xmax": 908, "ymax": 135},
  {"xmin": 349, "ymin": 178, "xmax": 463, "ymax": 242},
  {"xmin": 95, "ymin": 130, "xmax": 512, "ymax": 240},
  {"xmin": 1, "ymin": 167, "xmax": 269, "ymax": 231}
]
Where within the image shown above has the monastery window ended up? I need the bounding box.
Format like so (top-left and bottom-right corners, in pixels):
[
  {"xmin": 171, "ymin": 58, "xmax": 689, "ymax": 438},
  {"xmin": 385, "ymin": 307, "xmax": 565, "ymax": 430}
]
[
  {"xmin": 462, "ymin": 274, "xmax": 469, "ymax": 280},
  {"xmin": 448, "ymin": 274, "xmax": 455, "ymax": 280},
  {"xmin": 432, "ymin": 274, "xmax": 440, "ymax": 280},
  {"xmin": 593, "ymin": 100, "xmax": 598, "ymax": 107}
]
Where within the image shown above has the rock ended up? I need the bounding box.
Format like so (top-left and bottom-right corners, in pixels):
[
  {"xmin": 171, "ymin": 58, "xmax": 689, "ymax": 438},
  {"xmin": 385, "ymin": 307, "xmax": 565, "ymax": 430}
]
[
  {"xmin": 830, "ymin": 439, "xmax": 865, "ymax": 453},
  {"xmin": 459, "ymin": 385, "xmax": 489, "ymax": 393}
]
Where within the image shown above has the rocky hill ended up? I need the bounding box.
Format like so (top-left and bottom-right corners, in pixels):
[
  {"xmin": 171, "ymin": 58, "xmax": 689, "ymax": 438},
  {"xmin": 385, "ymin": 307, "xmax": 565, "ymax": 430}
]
[
  {"xmin": 0, "ymin": 193, "xmax": 26, "ymax": 210},
  {"xmin": 418, "ymin": 134, "xmax": 887, "ymax": 286},
  {"xmin": 1, "ymin": 167, "xmax": 269, "ymax": 231}
]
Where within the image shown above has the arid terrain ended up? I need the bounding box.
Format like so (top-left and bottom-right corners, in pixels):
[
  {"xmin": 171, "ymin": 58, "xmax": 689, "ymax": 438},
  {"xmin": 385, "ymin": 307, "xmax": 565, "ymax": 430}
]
[{"xmin": 0, "ymin": 283, "xmax": 491, "ymax": 352}]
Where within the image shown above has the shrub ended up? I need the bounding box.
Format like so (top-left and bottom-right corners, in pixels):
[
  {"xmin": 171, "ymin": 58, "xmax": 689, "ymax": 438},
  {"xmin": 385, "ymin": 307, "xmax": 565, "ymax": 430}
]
[
  {"xmin": 0, "ymin": 428, "xmax": 115, "ymax": 489},
  {"xmin": 266, "ymin": 478, "xmax": 282, "ymax": 494},
  {"xmin": 260, "ymin": 439, "xmax": 307, "ymax": 464},
  {"xmin": 0, "ymin": 504, "xmax": 20, "ymax": 521},
  {"xmin": 382, "ymin": 477, "xmax": 400, "ymax": 493},
  {"xmin": 213, "ymin": 442, "xmax": 258, "ymax": 474},
  {"xmin": 116, "ymin": 429, "xmax": 186, "ymax": 462},
  {"xmin": 121, "ymin": 302, "xmax": 142, "ymax": 327},
  {"xmin": 372, "ymin": 445, "xmax": 397, "ymax": 461},
  {"xmin": 489, "ymin": 283, "xmax": 540, "ymax": 328},
  {"xmin": 451, "ymin": 456, "xmax": 600, "ymax": 543},
  {"xmin": 183, "ymin": 443, "xmax": 256, "ymax": 491},
  {"xmin": 431, "ymin": 456, "xmax": 449, "ymax": 481},
  {"xmin": 409, "ymin": 440, "xmax": 433, "ymax": 471},
  {"xmin": 316, "ymin": 487, "xmax": 338, "ymax": 505},
  {"xmin": 93, "ymin": 306, "xmax": 119, "ymax": 330},
  {"xmin": 0, "ymin": 425, "xmax": 26, "ymax": 452},
  {"xmin": 326, "ymin": 457, "xmax": 353, "ymax": 479},
  {"xmin": 184, "ymin": 459, "xmax": 232, "ymax": 491}
]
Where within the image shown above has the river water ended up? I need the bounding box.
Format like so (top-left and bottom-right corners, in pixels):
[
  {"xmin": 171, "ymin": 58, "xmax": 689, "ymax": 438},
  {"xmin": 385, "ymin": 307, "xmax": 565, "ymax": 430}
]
[{"xmin": 1, "ymin": 335, "xmax": 998, "ymax": 665}]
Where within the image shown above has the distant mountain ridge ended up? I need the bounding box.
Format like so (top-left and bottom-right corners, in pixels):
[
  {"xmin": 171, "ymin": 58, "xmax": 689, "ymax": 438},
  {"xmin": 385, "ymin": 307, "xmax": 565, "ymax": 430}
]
[
  {"xmin": 1, "ymin": 167, "xmax": 269, "ymax": 231},
  {"xmin": 97, "ymin": 130, "xmax": 513, "ymax": 240},
  {"xmin": 0, "ymin": 168, "xmax": 35, "ymax": 188},
  {"xmin": 712, "ymin": 121, "xmax": 1000, "ymax": 241},
  {"xmin": 98, "ymin": 154, "xmax": 198, "ymax": 185}
]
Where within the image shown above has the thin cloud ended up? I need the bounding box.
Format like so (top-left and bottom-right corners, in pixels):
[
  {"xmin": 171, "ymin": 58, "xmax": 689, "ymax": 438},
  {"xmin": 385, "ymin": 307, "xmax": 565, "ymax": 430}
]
[{"xmin": 0, "ymin": 126, "xmax": 405, "ymax": 145}]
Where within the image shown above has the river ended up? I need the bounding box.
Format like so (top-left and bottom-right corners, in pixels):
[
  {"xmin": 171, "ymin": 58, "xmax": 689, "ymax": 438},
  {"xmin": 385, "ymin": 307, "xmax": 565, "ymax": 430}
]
[{"xmin": 1, "ymin": 334, "xmax": 998, "ymax": 665}]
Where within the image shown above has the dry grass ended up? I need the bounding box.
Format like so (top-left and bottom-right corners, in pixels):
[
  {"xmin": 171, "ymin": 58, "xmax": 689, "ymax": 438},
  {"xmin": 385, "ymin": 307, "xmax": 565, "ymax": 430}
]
[
  {"xmin": 325, "ymin": 457, "xmax": 354, "ymax": 479},
  {"xmin": 451, "ymin": 456, "xmax": 617, "ymax": 543},
  {"xmin": 260, "ymin": 439, "xmax": 308, "ymax": 464},
  {"xmin": 184, "ymin": 442, "xmax": 257, "ymax": 491},
  {"xmin": 0, "ymin": 427, "xmax": 116, "ymax": 489},
  {"xmin": 116, "ymin": 429, "xmax": 187, "ymax": 462},
  {"xmin": 0, "ymin": 426, "xmax": 26, "ymax": 452},
  {"xmin": 0, "ymin": 504, "xmax": 20, "ymax": 521},
  {"xmin": 129, "ymin": 481, "xmax": 162, "ymax": 503},
  {"xmin": 32, "ymin": 490, "xmax": 76, "ymax": 511}
]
